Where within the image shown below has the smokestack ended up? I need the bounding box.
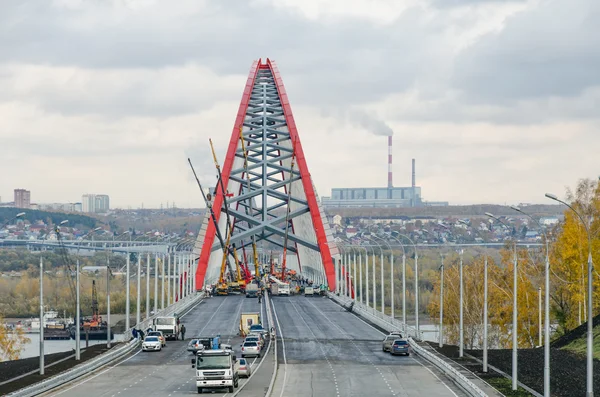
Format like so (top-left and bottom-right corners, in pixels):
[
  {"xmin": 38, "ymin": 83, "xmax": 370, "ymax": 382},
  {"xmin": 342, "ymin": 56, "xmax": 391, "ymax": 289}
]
[
  {"xmin": 387, "ymin": 136, "xmax": 393, "ymax": 188},
  {"xmin": 412, "ymin": 158, "xmax": 416, "ymax": 188}
]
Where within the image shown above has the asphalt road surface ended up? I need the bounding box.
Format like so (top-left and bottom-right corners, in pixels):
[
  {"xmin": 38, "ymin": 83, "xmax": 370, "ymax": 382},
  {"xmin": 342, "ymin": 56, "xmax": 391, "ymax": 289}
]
[
  {"xmin": 269, "ymin": 295, "xmax": 467, "ymax": 397},
  {"xmin": 42, "ymin": 295, "xmax": 268, "ymax": 397}
]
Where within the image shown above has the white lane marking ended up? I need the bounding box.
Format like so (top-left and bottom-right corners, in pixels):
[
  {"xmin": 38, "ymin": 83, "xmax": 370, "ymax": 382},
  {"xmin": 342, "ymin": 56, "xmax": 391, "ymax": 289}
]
[
  {"xmin": 328, "ymin": 297, "xmax": 459, "ymax": 397},
  {"xmin": 270, "ymin": 297, "xmax": 289, "ymax": 397},
  {"xmin": 49, "ymin": 349, "xmax": 143, "ymax": 396},
  {"xmin": 48, "ymin": 296, "xmax": 225, "ymax": 396},
  {"xmin": 286, "ymin": 298, "xmax": 340, "ymax": 397},
  {"xmin": 226, "ymin": 296, "xmax": 246, "ymax": 344}
]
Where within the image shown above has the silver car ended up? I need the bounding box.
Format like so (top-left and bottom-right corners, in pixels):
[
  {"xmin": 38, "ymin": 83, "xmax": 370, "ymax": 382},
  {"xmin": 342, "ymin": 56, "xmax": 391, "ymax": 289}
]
[
  {"xmin": 244, "ymin": 335, "xmax": 264, "ymax": 348},
  {"xmin": 241, "ymin": 341, "xmax": 261, "ymax": 358},
  {"xmin": 382, "ymin": 334, "xmax": 398, "ymax": 352},
  {"xmin": 238, "ymin": 358, "xmax": 252, "ymax": 378},
  {"xmin": 187, "ymin": 339, "xmax": 205, "ymax": 354}
]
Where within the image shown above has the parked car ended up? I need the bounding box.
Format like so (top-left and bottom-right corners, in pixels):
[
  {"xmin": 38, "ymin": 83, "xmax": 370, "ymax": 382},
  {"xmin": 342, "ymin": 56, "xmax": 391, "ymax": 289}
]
[
  {"xmin": 244, "ymin": 335, "xmax": 264, "ymax": 348},
  {"xmin": 249, "ymin": 324, "xmax": 268, "ymax": 337},
  {"xmin": 382, "ymin": 334, "xmax": 399, "ymax": 352},
  {"xmin": 142, "ymin": 336, "xmax": 162, "ymax": 352},
  {"xmin": 241, "ymin": 341, "xmax": 261, "ymax": 358},
  {"xmin": 187, "ymin": 339, "xmax": 205, "ymax": 354},
  {"xmin": 390, "ymin": 339, "xmax": 410, "ymax": 356},
  {"xmin": 238, "ymin": 358, "xmax": 252, "ymax": 378},
  {"xmin": 147, "ymin": 331, "xmax": 166, "ymax": 347}
]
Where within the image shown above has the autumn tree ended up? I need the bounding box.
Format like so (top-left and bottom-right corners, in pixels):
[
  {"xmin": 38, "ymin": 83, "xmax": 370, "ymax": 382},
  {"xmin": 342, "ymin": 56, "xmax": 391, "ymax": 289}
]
[{"xmin": 0, "ymin": 313, "xmax": 30, "ymax": 361}]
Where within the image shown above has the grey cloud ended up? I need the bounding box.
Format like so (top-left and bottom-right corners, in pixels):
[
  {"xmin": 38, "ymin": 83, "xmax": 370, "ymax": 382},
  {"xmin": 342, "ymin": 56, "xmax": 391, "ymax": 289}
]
[
  {"xmin": 430, "ymin": 0, "xmax": 527, "ymax": 8},
  {"xmin": 0, "ymin": 1, "xmax": 446, "ymax": 109},
  {"xmin": 452, "ymin": 0, "xmax": 600, "ymax": 103}
]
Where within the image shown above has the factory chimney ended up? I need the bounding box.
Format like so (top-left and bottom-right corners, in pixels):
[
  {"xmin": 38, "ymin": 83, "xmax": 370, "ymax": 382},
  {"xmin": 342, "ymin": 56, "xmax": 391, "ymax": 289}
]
[
  {"xmin": 387, "ymin": 136, "xmax": 393, "ymax": 188},
  {"xmin": 412, "ymin": 158, "xmax": 416, "ymax": 188}
]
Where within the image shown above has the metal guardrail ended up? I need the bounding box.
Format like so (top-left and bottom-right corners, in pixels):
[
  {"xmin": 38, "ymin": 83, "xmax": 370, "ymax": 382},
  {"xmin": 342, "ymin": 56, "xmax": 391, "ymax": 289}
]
[
  {"xmin": 327, "ymin": 293, "xmax": 422, "ymax": 340},
  {"xmin": 409, "ymin": 341, "xmax": 487, "ymax": 397},
  {"xmin": 328, "ymin": 293, "xmax": 487, "ymax": 397},
  {"xmin": 7, "ymin": 292, "xmax": 205, "ymax": 397},
  {"xmin": 6, "ymin": 339, "xmax": 140, "ymax": 397}
]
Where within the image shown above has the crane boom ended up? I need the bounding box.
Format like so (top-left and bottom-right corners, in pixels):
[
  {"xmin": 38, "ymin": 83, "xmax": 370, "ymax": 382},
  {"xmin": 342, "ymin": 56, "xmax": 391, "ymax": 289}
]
[
  {"xmin": 238, "ymin": 127, "xmax": 261, "ymax": 280},
  {"xmin": 209, "ymin": 139, "xmax": 238, "ymax": 278},
  {"xmin": 281, "ymin": 140, "xmax": 297, "ymax": 281}
]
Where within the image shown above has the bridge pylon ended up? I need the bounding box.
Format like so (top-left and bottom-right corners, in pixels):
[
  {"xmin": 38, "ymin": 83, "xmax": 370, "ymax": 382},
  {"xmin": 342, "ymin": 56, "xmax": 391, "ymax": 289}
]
[{"xmin": 194, "ymin": 58, "xmax": 338, "ymax": 290}]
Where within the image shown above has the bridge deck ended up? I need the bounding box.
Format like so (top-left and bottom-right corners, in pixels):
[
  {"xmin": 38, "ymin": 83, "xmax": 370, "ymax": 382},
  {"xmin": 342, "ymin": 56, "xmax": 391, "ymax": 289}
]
[{"xmin": 270, "ymin": 295, "xmax": 466, "ymax": 397}]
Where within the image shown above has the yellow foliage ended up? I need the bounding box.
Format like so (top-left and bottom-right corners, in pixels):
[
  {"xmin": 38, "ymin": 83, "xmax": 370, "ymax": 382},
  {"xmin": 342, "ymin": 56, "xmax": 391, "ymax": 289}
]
[{"xmin": 0, "ymin": 313, "xmax": 30, "ymax": 361}]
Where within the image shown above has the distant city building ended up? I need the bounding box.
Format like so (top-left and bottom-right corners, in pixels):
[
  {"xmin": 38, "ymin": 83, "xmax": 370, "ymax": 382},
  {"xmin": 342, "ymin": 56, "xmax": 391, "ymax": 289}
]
[
  {"xmin": 38, "ymin": 202, "xmax": 83, "ymax": 213},
  {"xmin": 540, "ymin": 216, "xmax": 559, "ymax": 226},
  {"xmin": 14, "ymin": 189, "xmax": 31, "ymax": 209},
  {"xmin": 95, "ymin": 195, "xmax": 110, "ymax": 213},
  {"xmin": 82, "ymin": 194, "xmax": 110, "ymax": 213}
]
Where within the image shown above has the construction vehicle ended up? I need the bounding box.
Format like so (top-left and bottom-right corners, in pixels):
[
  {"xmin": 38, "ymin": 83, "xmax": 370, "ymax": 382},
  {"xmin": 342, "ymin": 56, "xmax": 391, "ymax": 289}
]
[
  {"xmin": 153, "ymin": 316, "xmax": 179, "ymax": 341},
  {"xmin": 192, "ymin": 349, "xmax": 239, "ymax": 393},
  {"xmin": 245, "ymin": 283, "xmax": 259, "ymax": 298},
  {"xmin": 71, "ymin": 280, "xmax": 112, "ymax": 341}
]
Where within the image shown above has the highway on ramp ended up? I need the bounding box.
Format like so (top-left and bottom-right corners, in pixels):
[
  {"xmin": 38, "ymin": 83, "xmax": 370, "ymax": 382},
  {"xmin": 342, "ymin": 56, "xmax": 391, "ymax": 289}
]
[
  {"xmin": 269, "ymin": 295, "xmax": 466, "ymax": 397},
  {"xmin": 42, "ymin": 295, "xmax": 268, "ymax": 397}
]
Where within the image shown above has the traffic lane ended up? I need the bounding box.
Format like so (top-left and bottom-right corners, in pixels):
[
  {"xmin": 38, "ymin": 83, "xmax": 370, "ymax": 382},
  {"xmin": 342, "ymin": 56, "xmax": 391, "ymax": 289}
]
[
  {"xmin": 272, "ymin": 296, "xmax": 464, "ymax": 397},
  {"xmin": 157, "ymin": 295, "xmax": 269, "ymax": 396},
  {"xmin": 303, "ymin": 295, "xmax": 466, "ymax": 396},
  {"xmin": 44, "ymin": 296, "xmax": 242, "ymax": 397}
]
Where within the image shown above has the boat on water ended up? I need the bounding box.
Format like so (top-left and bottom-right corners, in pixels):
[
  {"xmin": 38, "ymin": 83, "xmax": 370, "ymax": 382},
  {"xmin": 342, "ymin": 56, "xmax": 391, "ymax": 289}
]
[{"xmin": 22, "ymin": 310, "xmax": 74, "ymax": 340}]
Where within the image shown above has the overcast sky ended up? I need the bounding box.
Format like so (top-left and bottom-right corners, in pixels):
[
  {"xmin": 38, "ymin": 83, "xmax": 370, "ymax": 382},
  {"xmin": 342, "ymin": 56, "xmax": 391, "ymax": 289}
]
[{"xmin": 0, "ymin": 0, "xmax": 597, "ymax": 208}]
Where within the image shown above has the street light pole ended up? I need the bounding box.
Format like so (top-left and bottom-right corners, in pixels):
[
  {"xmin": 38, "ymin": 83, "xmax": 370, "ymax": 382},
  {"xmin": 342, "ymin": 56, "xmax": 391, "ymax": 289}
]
[
  {"xmin": 39, "ymin": 256, "xmax": 44, "ymax": 375},
  {"xmin": 545, "ymin": 193, "xmax": 592, "ymax": 397},
  {"xmin": 439, "ymin": 254, "xmax": 444, "ymax": 348},
  {"xmin": 459, "ymin": 249, "xmax": 464, "ymax": 358},
  {"xmin": 1, "ymin": 212, "xmax": 26, "ymax": 230},
  {"xmin": 487, "ymin": 212, "xmax": 519, "ymax": 390},
  {"xmin": 106, "ymin": 254, "xmax": 111, "ymax": 348},
  {"xmin": 136, "ymin": 253, "xmax": 141, "ymax": 327}
]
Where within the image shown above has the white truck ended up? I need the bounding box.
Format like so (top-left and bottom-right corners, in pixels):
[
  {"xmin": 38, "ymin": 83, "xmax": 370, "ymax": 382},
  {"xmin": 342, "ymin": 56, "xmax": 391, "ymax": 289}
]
[
  {"xmin": 153, "ymin": 316, "xmax": 179, "ymax": 341},
  {"xmin": 192, "ymin": 349, "xmax": 239, "ymax": 393}
]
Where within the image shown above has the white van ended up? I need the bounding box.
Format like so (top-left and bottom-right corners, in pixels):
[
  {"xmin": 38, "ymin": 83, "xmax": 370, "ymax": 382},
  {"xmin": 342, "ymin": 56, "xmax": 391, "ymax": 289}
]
[
  {"xmin": 304, "ymin": 286, "xmax": 314, "ymax": 296},
  {"xmin": 278, "ymin": 283, "xmax": 290, "ymax": 296}
]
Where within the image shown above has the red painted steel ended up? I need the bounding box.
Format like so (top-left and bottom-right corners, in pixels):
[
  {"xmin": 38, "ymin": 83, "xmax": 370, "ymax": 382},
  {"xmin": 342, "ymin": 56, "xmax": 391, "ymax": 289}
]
[
  {"xmin": 195, "ymin": 60, "xmax": 260, "ymax": 289},
  {"xmin": 267, "ymin": 59, "xmax": 336, "ymax": 290},
  {"xmin": 195, "ymin": 58, "xmax": 336, "ymax": 291}
]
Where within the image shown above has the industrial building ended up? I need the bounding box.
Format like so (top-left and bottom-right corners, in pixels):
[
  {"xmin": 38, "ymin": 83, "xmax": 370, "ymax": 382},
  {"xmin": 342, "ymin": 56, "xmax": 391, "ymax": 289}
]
[{"xmin": 321, "ymin": 137, "xmax": 448, "ymax": 208}]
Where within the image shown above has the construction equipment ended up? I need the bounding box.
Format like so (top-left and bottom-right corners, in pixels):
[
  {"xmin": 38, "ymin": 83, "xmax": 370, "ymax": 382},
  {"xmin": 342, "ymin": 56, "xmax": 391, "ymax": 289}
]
[
  {"xmin": 280, "ymin": 142, "xmax": 297, "ymax": 281},
  {"xmin": 238, "ymin": 127, "xmax": 261, "ymax": 282},
  {"xmin": 188, "ymin": 158, "xmax": 232, "ymax": 279}
]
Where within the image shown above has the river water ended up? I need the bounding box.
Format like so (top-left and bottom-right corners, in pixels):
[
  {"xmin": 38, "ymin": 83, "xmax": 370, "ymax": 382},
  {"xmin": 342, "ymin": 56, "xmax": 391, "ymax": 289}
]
[{"xmin": 16, "ymin": 333, "xmax": 128, "ymax": 359}]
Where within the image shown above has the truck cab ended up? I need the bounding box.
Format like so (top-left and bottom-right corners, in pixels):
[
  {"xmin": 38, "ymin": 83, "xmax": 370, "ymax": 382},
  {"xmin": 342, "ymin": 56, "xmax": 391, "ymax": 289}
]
[
  {"xmin": 153, "ymin": 316, "xmax": 179, "ymax": 341},
  {"xmin": 192, "ymin": 349, "xmax": 239, "ymax": 393}
]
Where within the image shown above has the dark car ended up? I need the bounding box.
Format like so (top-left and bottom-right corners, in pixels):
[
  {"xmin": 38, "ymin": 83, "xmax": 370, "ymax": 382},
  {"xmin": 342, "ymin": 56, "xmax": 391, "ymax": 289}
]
[{"xmin": 390, "ymin": 339, "xmax": 410, "ymax": 356}]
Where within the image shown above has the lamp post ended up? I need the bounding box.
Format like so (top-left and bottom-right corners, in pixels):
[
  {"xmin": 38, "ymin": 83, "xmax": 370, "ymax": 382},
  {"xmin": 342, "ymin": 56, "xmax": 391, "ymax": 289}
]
[
  {"xmin": 366, "ymin": 236, "xmax": 382, "ymax": 314},
  {"xmin": 439, "ymin": 253, "xmax": 445, "ymax": 348},
  {"xmin": 487, "ymin": 212, "xmax": 519, "ymax": 390},
  {"xmin": 39, "ymin": 256, "xmax": 44, "ymax": 375},
  {"xmin": 459, "ymin": 219, "xmax": 489, "ymax": 371},
  {"xmin": 0, "ymin": 211, "xmax": 25, "ymax": 230},
  {"xmin": 545, "ymin": 193, "xmax": 592, "ymax": 397},
  {"xmin": 389, "ymin": 235, "xmax": 406, "ymax": 321},
  {"xmin": 372, "ymin": 233, "xmax": 392, "ymax": 316},
  {"xmin": 396, "ymin": 234, "xmax": 419, "ymax": 337}
]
